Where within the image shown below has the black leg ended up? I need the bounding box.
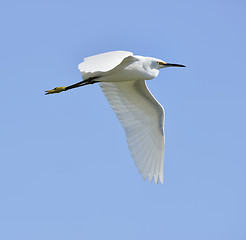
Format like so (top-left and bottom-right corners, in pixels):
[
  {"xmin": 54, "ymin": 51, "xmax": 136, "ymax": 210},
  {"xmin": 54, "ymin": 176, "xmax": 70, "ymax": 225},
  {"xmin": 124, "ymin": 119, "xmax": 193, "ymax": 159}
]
[{"xmin": 65, "ymin": 76, "xmax": 101, "ymax": 91}]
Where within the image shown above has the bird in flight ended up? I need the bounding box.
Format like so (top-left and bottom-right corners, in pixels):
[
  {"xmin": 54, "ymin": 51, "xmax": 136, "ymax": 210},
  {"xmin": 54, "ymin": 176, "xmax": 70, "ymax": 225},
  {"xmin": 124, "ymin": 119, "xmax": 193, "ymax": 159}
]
[{"xmin": 45, "ymin": 51, "xmax": 185, "ymax": 183}]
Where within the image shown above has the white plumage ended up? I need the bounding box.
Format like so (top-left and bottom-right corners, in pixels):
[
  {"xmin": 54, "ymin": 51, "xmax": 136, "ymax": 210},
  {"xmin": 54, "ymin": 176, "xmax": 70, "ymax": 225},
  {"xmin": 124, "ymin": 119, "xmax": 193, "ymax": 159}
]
[
  {"xmin": 46, "ymin": 50, "xmax": 185, "ymax": 183},
  {"xmin": 79, "ymin": 51, "xmax": 133, "ymax": 74},
  {"xmin": 100, "ymin": 80, "xmax": 164, "ymax": 183}
]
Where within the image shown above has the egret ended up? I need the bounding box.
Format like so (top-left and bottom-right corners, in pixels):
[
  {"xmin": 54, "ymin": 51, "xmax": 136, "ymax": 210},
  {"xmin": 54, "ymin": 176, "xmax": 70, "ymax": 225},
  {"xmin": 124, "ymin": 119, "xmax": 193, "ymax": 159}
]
[{"xmin": 45, "ymin": 51, "xmax": 185, "ymax": 183}]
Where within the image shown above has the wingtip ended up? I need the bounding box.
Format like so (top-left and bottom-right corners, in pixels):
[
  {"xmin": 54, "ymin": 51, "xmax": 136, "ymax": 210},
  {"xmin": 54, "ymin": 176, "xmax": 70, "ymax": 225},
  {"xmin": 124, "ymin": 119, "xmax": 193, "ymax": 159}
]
[
  {"xmin": 148, "ymin": 175, "xmax": 153, "ymax": 183},
  {"xmin": 146, "ymin": 174, "xmax": 164, "ymax": 184},
  {"xmin": 154, "ymin": 174, "xmax": 164, "ymax": 184}
]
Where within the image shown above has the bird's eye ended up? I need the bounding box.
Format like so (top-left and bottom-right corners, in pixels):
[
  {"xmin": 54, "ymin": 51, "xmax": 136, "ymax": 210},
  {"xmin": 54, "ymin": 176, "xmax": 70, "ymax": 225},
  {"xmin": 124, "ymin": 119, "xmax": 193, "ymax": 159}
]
[{"xmin": 158, "ymin": 62, "xmax": 165, "ymax": 66}]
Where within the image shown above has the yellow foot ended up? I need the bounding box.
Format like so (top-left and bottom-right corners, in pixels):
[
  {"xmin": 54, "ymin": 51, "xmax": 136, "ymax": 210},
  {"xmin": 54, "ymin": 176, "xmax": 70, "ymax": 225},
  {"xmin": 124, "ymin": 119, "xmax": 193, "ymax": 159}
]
[{"xmin": 45, "ymin": 87, "xmax": 66, "ymax": 95}]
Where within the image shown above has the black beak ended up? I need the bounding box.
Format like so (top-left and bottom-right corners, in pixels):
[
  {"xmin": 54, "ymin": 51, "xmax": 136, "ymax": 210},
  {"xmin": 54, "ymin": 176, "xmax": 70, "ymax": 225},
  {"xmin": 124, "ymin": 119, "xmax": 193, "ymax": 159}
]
[{"xmin": 165, "ymin": 63, "xmax": 186, "ymax": 67}]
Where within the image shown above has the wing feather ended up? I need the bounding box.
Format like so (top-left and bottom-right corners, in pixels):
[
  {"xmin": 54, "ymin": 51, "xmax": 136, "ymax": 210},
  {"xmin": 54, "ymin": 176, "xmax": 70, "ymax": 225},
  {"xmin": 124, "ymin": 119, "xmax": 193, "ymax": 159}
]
[
  {"xmin": 78, "ymin": 51, "xmax": 133, "ymax": 80},
  {"xmin": 100, "ymin": 80, "xmax": 165, "ymax": 183}
]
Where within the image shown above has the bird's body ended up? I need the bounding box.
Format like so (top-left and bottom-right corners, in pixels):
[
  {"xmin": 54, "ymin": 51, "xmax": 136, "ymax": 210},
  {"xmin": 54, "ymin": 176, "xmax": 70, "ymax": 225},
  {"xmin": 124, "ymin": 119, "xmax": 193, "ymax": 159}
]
[
  {"xmin": 46, "ymin": 51, "xmax": 185, "ymax": 183},
  {"xmin": 78, "ymin": 51, "xmax": 161, "ymax": 82}
]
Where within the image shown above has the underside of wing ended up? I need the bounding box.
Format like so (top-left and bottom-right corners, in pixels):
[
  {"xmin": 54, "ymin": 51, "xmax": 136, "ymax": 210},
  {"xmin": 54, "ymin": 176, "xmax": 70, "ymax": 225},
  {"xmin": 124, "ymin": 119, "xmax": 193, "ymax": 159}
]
[
  {"xmin": 78, "ymin": 51, "xmax": 133, "ymax": 80},
  {"xmin": 100, "ymin": 80, "xmax": 165, "ymax": 183}
]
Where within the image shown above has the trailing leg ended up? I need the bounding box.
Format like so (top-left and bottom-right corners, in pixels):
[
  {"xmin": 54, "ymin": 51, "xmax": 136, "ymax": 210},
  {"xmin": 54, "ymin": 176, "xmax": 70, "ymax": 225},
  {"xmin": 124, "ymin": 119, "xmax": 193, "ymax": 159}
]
[{"xmin": 45, "ymin": 76, "xmax": 101, "ymax": 95}]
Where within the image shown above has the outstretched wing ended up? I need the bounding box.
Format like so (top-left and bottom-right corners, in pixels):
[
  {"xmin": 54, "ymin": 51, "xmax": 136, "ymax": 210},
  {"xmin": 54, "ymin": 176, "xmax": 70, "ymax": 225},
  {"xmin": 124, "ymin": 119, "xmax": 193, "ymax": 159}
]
[
  {"xmin": 78, "ymin": 51, "xmax": 133, "ymax": 80},
  {"xmin": 100, "ymin": 80, "xmax": 165, "ymax": 183}
]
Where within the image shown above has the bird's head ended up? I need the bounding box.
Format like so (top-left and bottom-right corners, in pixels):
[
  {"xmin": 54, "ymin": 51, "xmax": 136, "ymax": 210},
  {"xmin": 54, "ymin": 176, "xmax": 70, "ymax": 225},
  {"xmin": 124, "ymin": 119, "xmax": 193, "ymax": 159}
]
[{"xmin": 154, "ymin": 60, "xmax": 186, "ymax": 70}]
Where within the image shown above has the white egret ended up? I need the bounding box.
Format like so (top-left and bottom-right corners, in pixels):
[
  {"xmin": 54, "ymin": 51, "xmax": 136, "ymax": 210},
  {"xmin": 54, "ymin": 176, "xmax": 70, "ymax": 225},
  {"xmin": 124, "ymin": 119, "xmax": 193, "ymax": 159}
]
[{"xmin": 46, "ymin": 51, "xmax": 185, "ymax": 183}]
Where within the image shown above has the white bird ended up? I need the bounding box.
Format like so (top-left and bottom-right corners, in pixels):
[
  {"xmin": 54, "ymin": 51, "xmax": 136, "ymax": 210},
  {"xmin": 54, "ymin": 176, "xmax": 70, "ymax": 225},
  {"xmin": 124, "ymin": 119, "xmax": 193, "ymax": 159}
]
[{"xmin": 46, "ymin": 51, "xmax": 185, "ymax": 183}]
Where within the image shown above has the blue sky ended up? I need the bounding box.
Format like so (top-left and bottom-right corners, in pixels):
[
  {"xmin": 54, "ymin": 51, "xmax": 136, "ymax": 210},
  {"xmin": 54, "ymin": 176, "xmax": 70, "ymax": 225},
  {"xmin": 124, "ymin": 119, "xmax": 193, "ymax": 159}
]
[{"xmin": 0, "ymin": 0, "xmax": 246, "ymax": 239}]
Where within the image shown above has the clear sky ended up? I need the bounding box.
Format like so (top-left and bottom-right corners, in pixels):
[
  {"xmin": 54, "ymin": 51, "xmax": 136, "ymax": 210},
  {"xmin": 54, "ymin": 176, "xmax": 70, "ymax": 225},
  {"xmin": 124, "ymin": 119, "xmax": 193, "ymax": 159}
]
[{"xmin": 0, "ymin": 0, "xmax": 246, "ymax": 239}]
